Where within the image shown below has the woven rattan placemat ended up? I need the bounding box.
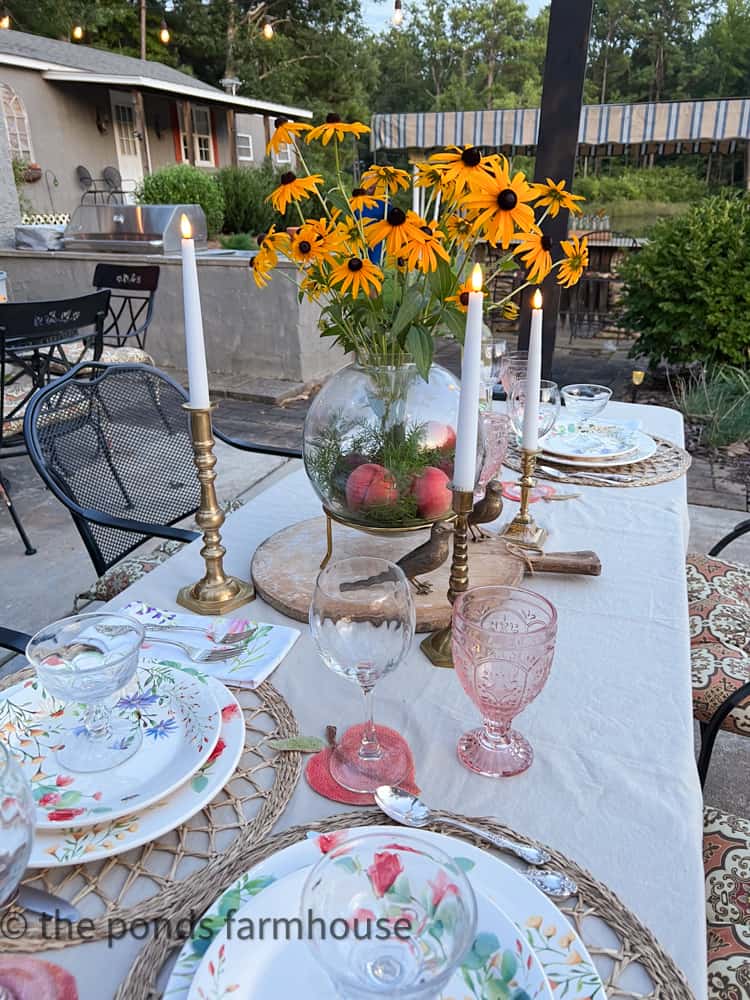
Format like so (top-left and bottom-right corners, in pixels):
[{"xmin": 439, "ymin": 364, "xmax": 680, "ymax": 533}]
[
  {"xmin": 506, "ymin": 436, "xmax": 692, "ymax": 487},
  {"xmin": 1, "ymin": 668, "xmax": 301, "ymax": 951},
  {"xmin": 117, "ymin": 809, "xmax": 694, "ymax": 1000}
]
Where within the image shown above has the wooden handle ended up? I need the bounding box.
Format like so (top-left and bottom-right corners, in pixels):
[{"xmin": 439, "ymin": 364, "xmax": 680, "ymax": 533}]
[{"xmin": 527, "ymin": 550, "xmax": 602, "ymax": 576}]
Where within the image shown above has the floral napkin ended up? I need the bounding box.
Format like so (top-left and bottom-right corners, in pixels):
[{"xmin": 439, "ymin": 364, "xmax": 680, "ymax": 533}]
[{"xmin": 119, "ymin": 601, "xmax": 300, "ymax": 689}]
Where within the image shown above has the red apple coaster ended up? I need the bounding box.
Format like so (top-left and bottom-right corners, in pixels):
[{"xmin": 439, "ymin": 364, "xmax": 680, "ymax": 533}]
[
  {"xmin": 0, "ymin": 957, "xmax": 78, "ymax": 1000},
  {"xmin": 305, "ymin": 723, "xmax": 420, "ymax": 805},
  {"xmin": 502, "ymin": 481, "xmax": 555, "ymax": 503}
]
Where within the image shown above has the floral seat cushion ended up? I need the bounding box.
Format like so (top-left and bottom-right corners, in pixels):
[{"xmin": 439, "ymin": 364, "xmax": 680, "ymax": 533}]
[
  {"xmin": 704, "ymin": 806, "xmax": 750, "ymax": 998},
  {"xmin": 687, "ymin": 553, "xmax": 750, "ymax": 735},
  {"xmin": 61, "ymin": 342, "xmax": 154, "ymax": 366}
]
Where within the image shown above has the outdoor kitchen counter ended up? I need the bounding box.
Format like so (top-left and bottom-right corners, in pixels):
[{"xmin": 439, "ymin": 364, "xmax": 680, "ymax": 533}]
[{"xmin": 0, "ymin": 248, "xmax": 345, "ymax": 384}]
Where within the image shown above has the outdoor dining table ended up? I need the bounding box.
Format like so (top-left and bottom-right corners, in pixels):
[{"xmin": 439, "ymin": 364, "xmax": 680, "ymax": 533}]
[{"xmin": 34, "ymin": 399, "xmax": 706, "ymax": 999}]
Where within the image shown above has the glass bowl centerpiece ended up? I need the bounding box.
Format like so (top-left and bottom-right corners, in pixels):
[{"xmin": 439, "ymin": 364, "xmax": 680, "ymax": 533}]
[{"xmin": 251, "ymin": 115, "xmax": 587, "ymax": 531}]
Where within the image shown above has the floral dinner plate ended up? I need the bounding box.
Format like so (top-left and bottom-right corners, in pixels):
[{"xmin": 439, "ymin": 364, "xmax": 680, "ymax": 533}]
[
  {"xmin": 26, "ymin": 678, "xmax": 243, "ymax": 867},
  {"xmin": 1, "ymin": 663, "xmax": 220, "ymax": 830},
  {"xmin": 543, "ymin": 422, "xmax": 639, "ymax": 461},
  {"xmin": 165, "ymin": 825, "xmax": 605, "ymax": 1000},
  {"xmin": 188, "ymin": 866, "xmax": 552, "ymax": 1000}
]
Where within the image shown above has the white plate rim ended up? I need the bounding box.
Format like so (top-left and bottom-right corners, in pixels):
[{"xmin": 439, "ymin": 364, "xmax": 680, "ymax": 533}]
[
  {"xmin": 543, "ymin": 423, "xmax": 639, "ymax": 461},
  {"xmin": 541, "ymin": 430, "xmax": 658, "ymax": 468},
  {"xmin": 26, "ymin": 678, "xmax": 243, "ymax": 867},
  {"xmin": 165, "ymin": 824, "xmax": 606, "ymax": 1000}
]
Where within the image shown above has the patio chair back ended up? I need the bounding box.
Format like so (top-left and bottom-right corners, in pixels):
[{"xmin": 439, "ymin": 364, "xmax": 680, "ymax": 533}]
[
  {"xmin": 93, "ymin": 264, "xmax": 160, "ymax": 349},
  {"xmin": 0, "ymin": 291, "xmax": 110, "ymax": 455},
  {"xmin": 24, "ymin": 362, "xmax": 200, "ymax": 576}
]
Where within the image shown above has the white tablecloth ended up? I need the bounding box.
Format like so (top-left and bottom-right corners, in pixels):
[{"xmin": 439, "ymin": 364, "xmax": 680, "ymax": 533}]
[{"xmin": 37, "ymin": 401, "xmax": 707, "ymax": 998}]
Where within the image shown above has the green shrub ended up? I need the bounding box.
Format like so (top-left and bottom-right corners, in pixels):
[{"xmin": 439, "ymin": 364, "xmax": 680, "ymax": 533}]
[
  {"xmin": 574, "ymin": 166, "xmax": 708, "ymax": 205},
  {"xmin": 215, "ymin": 164, "xmax": 278, "ymax": 236},
  {"xmin": 137, "ymin": 164, "xmax": 225, "ymax": 236},
  {"xmin": 219, "ymin": 232, "xmax": 256, "ymax": 251},
  {"xmin": 619, "ymin": 194, "xmax": 750, "ymax": 367},
  {"xmin": 675, "ymin": 365, "xmax": 750, "ymax": 447}
]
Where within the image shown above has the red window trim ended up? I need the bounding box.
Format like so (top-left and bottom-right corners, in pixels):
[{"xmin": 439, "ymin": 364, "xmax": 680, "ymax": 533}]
[
  {"xmin": 210, "ymin": 109, "xmax": 220, "ymax": 168},
  {"xmin": 170, "ymin": 102, "xmax": 183, "ymax": 162}
]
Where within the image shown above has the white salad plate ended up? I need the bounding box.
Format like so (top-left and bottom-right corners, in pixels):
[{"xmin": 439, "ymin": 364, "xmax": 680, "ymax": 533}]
[
  {"xmin": 2, "ymin": 663, "xmax": 221, "ymax": 830},
  {"xmin": 166, "ymin": 825, "xmax": 605, "ymax": 1000},
  {"xmin": 542, "ymin": 429, "xmax": 658, "ymax": 468},
  {"xmin": 187, "ymin": 866, "xmax": 553, "ymax": 1000},
  {"xmin": 543, "ymin": 421, "xmax": 639, "ymax": 461},
  {"xmin": 26, "ymin": 677, "xmax": 243, "ymax": 867}
]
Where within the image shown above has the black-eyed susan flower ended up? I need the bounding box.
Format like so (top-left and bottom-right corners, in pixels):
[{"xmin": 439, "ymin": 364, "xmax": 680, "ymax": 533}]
[
  {"xmin": 429, "ymin": 146, "xmax": 487, "ymax": 190},
  {"xmin": 360, "ymin": 164, "xmax": 411, "ymax": 196},
  {"xmin": 514, "ymin": 230, "xmax": 553, "ymax": 284},
  {"xmin": 446, "ymin": 277, "xmax": 474, "ymax": 313},
  {"xmin": 402, "ymin": 223, "xmax": 450, "ymax": 272},
  {"xmin": 365, "ymin": 207, "xmax": 427, "ymax": 256},
  {"xmin": 413, "ymin": 162, "xmax": 444, "ymax": 188},
  {"xmin": 532, "ymin": 178, "xmax": 584, "ymax": 218},
  {"xmin": 249, "ymin": 246, "xmax": 275, "ymax": 288},
  {"xmin": 501, "ymin": 300, "xmax": 520, "ymax": 321},
  {"xmin": 256, "ymin": 224, "xmax": 289, "ymax": 265},
  {"xmin": 266, "ymin": 117, "xmax": 312, "ymax": 156},
  {"xmin": 290, "ymin": 225, "xmax": 326, "ymax": 265},
  {"xmin": 444, "ymin": 213, "xmax": 474, "ymax": 249},
  {"xmin": 267, "ymin": 171, "xmax": 324, "ymax": 214},
  {"xmin": 557, "ymin": 235, "xmax": 588, "ymax": 287},
  {"xmin": 463, "ymin": 158, "xmax": 536, "ymax": 248},
  {"xmin": 300, "ymin": 274, "xmax": 329, "ymax": 301},
  {"xmin": 349, "ymin": 187, "xmax": 380, "ymax": 212},
  {"xmin": 329, "ymin": 257, "xmax": 383, "ymax": 297},
  {"xmin": 306, "ymin": 113, "xmax": 370, "ymax": 145}
]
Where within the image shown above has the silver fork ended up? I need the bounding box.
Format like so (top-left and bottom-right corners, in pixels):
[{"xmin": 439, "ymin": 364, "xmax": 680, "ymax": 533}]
[
  {"xmin": 144, "ymin": 623, "xmax": 257, "ymax": 645},
  {"xmin": 537, "ymin": 463, "xmax": 635, "ymax": 485},
  {"xmin": 141, "ymin": 636, "xmax": 239, "ymax": 663}
]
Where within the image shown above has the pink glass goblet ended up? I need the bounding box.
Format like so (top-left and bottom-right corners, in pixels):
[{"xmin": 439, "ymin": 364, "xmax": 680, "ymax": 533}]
[
  {"xmin": 475, "ymin": 411, "xmax": 510, "ymax": 500},
  {"xmin": 452, "ymin": 586, "xmax": 557, "ymax": 777}
]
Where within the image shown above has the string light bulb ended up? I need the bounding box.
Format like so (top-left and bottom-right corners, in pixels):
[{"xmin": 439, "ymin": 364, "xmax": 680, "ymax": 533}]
[
  {"xmin": 392, "ymin": 0, "xmax": 403, "ymax": 26},
  {"xmin": 159, "ymin": 19, "xmax": 170, "ymax": 44},
  {"xmin": 72, "ymin": 23, "xmax": 84, "ymax": 41},
  {"xmin": 0, "ymin": 11, "xmax": 10, "ymax": 29},
  {"xmin": 262, "ymin": 20, "xmax": 274, "ymax": 39}
]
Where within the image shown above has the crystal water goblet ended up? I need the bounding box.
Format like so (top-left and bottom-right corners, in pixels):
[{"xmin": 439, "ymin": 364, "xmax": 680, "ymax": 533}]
[
  {"xmin": 26, "ymin": 612, "xmax": 145, "ymax": 773},
  {"xmin": 301, "ymin": 831, "xmax": 477, "ymax": 999},
  {"xmin": 475, "ymin": 411, "xmax": 510, "ymax": 500},
  {"xmin": 561, "ymin": 383, "xmax": 612, "ymax": 429},
  {"xmin": 509, "ymin": 378, "xmax": 561, "ymax": 444},
  {"xmin": 0, "ymin": 743, "xmax": 34, "ymax": 909},
  {"xmin": 499, "ymin": 350, "xmax": 527, "ymax": 397},
  {"xmin": 310, "ymin": 557, "xmax": 416, "ymax": 793},
  {"xmin": 452, "ymin": 585, "xmax": 557, "ymax": 777}
]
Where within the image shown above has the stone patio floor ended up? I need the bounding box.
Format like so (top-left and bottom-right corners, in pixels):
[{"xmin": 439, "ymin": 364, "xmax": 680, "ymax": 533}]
[{"xmin": 1, "ymin": 346, "xmax": 749, "ymax": 816}]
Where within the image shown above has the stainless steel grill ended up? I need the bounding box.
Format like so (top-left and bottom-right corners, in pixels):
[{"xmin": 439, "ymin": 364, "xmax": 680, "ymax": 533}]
[{"xmin": 62, "ymin": 204, "xmax": 208, "ymax": 255}]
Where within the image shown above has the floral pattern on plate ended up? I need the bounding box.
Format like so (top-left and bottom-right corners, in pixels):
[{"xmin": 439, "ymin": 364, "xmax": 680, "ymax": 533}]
[
  {"xmin": 27, "ymin": 681, "xmax": 243, "ymax": 867},
  {"xmin": 544, "ymin": 422, "xmax": 639, "ymax": 460},
  {"xmin": 523, "ymin": 919, "xmax": 603, "ymax": 996},
  {"xmin": 121, "ymin": 602, "xmax": 301, "ymax": 688},
  {"xmin": 2, "ymin": 663, "xmax": 221, "ymax": 829}
]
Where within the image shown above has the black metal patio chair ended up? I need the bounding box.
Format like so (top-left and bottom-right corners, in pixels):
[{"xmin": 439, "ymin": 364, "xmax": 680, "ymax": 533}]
[
  {"xmin": 0, "ymin": 627, "xmax": 28, "ymax": 655},
  {"xmin": 0, "ymin": 291, "xmax": 110, "ymax": 555},
  {"xmin": 687, "ymin": 522, "xmax": 750, "ymax": 786},
  {"xmin": 23, "ymin": 362, "xmax": 301, "ymax": 590},
  {"xmin": 93, "ymin": 264, "xmax": 160, "ymax": 351}
]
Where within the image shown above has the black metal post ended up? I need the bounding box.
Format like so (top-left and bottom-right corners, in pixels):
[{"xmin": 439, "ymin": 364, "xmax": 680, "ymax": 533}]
[{"xmin": 517, "ymin": 0, "xmax": 593, "ymax": 376}]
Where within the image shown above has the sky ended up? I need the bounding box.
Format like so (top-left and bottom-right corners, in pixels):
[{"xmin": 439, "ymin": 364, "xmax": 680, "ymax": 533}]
[{"xmin": 361, "ymin": 0, "xmax": 546, "ymax": 33}]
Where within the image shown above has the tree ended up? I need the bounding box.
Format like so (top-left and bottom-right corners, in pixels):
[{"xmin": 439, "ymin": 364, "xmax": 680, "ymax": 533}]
[{"xmin": 691, "ymin": 0, "xmax": 750, "ymax": 97}]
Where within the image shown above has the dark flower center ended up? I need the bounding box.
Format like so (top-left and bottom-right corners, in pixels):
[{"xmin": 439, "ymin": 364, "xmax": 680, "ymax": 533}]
[
  {"xmin": 497, "ymin": 189, "xmax": 518, "ymax": 210},
  {"xmin": 459, "ymin": 291, "xmax": 470, "ymax": 306},
  {"xmin": 256, "ymin": 232, "xmax": 266, "ymax": 246},
  {"xmin": 420, "ymin": 225, "xmax": 433, "ymax": 235},
  {"xmin": 298, "ymin": 240, "xmax": 312, "ymax": 254},
  {"xmin": 461, "ymin": 147, "xmax": 482, "ymax": 167},
  {"xmin": 352, "ymin": 187, "xmax": 366, "ymax": 197},
  {"xmin": 249, "ymin": 256, "xmax": 258, "ymax": 269},
  {"xmin": 347, "ymin": 258, "xmax": 364, "ymax": 272},
  {"xmin": 326, "ymin": 112, "xmax": 342, "ymax": 123},
  {"xmin": 397, "ymin": 257, "xmax": 406, "ymax": 267},
  {"xmin": 274, "ymin": 117, "xmax": 288, "ymax": 129},
  {"xmin": 541, "ymin": 235, "xmax": 552, "ymax": 251},
  {"xmin": 387, "ymin": 207, "xmax": 406, "ymax": 226},
  {"xmin": 280, "ymin": 171, "xmax": 296, "ymax": 185}
]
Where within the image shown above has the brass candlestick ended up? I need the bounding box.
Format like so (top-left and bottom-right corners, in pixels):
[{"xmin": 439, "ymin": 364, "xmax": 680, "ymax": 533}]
[
  {"xmin": 176, "ymin": 404, "xmax": 255, "ymax": 615},
  {"xmin": 420, "ymin": 487, "xmax": 474, "ymax": 669},
  {"xmin": 499, "ymin": 448, "xmax": 548, "ymax": 551}
]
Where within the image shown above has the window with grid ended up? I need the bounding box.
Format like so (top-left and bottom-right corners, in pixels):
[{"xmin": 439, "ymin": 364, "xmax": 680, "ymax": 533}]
[
  {"xmin": 114, "ymin": 103, "xmax": 137, "ymax": 156},
  {"xmin": 274, "ymin": 142, "xmax": 292, "ymax": 165},
  {"xmin": 180, "ymin": 105, "xmax": 214, "ymax": 166},
  {"xmin": 1, "ymin": 83, "xmax": 33, "ymax": 161},
  {"xmin": 236, "ymin": 133, "xmax": 254, "ymax": 163}
]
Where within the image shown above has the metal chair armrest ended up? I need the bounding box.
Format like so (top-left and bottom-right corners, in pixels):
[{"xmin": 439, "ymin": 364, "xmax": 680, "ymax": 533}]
[
  {"xmin": 0, "ymin": 627, "xmax": 30, "ymax": 655},
  {"xmin": 214, "ymin": 428, "xmax": 302, "ymax": 460},
  {"xmin": 77, "ymin": 509, "xmax": 199, "ymax": 544},
  {"xmin": 709, "ymin": 519, "xmax": 750, "ymax": 557}
]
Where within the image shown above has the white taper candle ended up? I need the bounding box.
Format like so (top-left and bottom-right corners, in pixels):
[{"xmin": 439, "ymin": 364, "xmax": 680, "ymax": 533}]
[
  {"xmin": 453, "ymin": 263, "xmax": 484, "ymax": 491},
  {"xmin": 180, "ymin": 214, "xmax": 211, "ymax": 409},
  {"xmin": 521, "ymin": 288, "xmax": 543, "ymax": 451}
]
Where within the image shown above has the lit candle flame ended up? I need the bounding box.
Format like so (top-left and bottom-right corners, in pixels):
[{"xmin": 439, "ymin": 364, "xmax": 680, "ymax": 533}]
[
  {"xmin": 180, "ymin": 214, "xmax": 192, "ymax": 240},
  {"xmin": 531, "ymin": 288, "xmax": 543, "ymax": 309},
  {"xmin": 470, "ymin": 263, "xmax": 483, "ymax": 292}
]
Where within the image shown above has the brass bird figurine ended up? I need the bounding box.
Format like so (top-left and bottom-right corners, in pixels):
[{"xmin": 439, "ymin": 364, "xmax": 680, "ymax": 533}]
[
  {"xmin": 397, "ymin": 520, "xmax": 452, "ymax": 594},
  {"xmin": 468, "ymin": 480, "xmax": 504, "ymax": 541}
]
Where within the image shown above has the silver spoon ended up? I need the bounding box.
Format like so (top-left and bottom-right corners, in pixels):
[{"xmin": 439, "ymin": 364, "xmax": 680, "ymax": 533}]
[
  {"xmin": 375, "ymin": 786, "xmax": 577, "ymax": 899},
  {"xmin": 537, "ymin": 463, "xmax": 634, "ymax": 485}
]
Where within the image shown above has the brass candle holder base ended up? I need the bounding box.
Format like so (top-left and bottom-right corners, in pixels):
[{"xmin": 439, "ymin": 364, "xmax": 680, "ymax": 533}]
[
  {"xmin": 499, "ymin": 448, "xmax": 548, "ymax": 552},
  {"xmin": 420, "ymin": 487, "xmax": 474, "ymax": 669},
  {"xmin": 176, "ymin": 404, "xmax": 255, "ymax": 616}
]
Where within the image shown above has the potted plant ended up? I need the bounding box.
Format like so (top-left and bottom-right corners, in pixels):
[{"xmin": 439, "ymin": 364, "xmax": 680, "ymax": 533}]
[
  {"xmin": 252, "ymin": 115, "xmax": 588, "ymax": 531},
  {"xmin": 22, "ymin": 162, "xmax": 42, "ymax": 183}
]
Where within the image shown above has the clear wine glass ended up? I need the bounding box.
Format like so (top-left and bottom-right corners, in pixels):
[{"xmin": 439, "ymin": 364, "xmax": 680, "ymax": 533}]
[
  {"xmin": 302, "ymin": 831, "xmax": 477, "ymax": 999},
  {"xmin": 310, "ymin": 557, "xmax": 416, "ymax": 793},
  {"xmin": 0, "ymin": 743, "xmax": 35, "ymax": 908},
  {"xmin": 509, "ymin": 378, "xmax": 561, "ymax": 444},
  {"xmin": 452, "ymin": 586, "xmax": 557, "ymax": 777},
  {"xmin": 480, "ymin": 335, "xmax": 507, "ymax": 392},
  {"xmin": 499, "ymin": 350, "xmax": 527, "ymax": 397},
  {"xmin": 561, "ymin": 383, "xmax": 612, "ymax": 429},
  {"xmin": 26, "ymin": 613, "xmax": 144, "ymax": 773}
]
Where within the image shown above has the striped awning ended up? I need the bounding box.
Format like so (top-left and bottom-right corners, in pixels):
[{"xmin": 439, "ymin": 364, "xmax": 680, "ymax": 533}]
[{"xmin": 371, "ymin": 98, "xmax": 750, "ymax": 154}]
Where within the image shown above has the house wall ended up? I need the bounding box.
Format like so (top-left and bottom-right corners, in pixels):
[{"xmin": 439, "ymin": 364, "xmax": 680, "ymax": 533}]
[{"xmin": 0, "ymin": 66, "xmax": 118, "ymax": 216}]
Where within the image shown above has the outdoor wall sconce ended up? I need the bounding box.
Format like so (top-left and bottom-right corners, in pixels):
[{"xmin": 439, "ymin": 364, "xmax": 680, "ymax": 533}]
[
  {"xmin": 0, "ymin": 10, "xmax": 11, "ymax": 29},
  {"xmin": 96, "ymin": 108, "xmax": 111, "ymax": 134},
  {"xmin": 392, "ymin": 0, "xmax": 403, "ymax": 26}
]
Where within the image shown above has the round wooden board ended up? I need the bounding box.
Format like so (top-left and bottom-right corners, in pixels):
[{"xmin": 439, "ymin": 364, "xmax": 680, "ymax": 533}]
[{"xmin": 251, "ymin": 516, "xmax": 524, "ymax": 632}]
